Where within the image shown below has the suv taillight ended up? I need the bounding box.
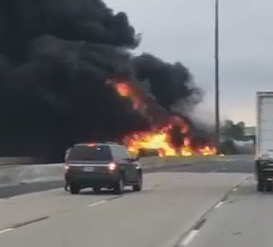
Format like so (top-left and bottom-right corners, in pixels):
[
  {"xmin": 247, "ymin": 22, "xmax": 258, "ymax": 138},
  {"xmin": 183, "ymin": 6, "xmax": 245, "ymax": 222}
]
[{"xmin": 108, "ymin": 162, "xmax": 117, "ymax": 171}]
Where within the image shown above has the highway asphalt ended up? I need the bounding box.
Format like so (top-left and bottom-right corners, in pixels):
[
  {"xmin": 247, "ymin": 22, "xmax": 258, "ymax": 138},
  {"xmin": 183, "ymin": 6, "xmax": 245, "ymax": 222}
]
[
  {"xmin": 0, "ymin": 155, "xmax": 257, "ymax": 247},
  {"xmin": 185, "ymin": 175, "xmax": 273, "ymax": 247}
]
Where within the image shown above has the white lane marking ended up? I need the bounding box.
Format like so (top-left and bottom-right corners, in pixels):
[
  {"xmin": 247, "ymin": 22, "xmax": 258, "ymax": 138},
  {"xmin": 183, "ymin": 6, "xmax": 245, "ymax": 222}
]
[
  {"xmin": 143, "ymin": 187, "xmax": 152, "ymax": 191},
  {"xmin": 87, "ymin": 200, "xmax": 106, "ymax": 207},
  {"xmin": 0, "ymin": 228, "xmax": 14, "ymax": 234},
  {"xmin": 143, "ymin": 183, "xmax": 162, "ymax": 191},
  {"xmin": 214, "ymin": 201, "xmax": 224, "ymax": 209},
  {"xmin": 87, "ymin": 185, "xmax": 158, "ymax": 207},
  {"xmin": 232, "ymin": 187, "xmax": 238, "ymax": 192},
  {"xmin": 181, "ymin": 230, "xmax": 199, "ymax": 246},
  {"xmin": 243, "ymin": 176, "xmax": 251, "ymax": 183}
]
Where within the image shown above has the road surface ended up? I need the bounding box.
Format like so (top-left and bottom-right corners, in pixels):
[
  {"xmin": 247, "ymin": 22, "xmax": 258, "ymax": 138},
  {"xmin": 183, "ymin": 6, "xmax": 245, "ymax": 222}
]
[
  {"xmin": 185, "ymin": 174, "xmax": 273, "ymax": 247},
  {"xmin": 0, "ymin": 155, "xmax": 260, "ymax": 247}
]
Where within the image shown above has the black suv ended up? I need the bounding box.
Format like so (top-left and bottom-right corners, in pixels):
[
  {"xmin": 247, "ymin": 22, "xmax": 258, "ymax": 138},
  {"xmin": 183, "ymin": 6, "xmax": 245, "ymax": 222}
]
[{"xmin": 65, "ymin": 143, "xmax": 143, "ymax": 195}]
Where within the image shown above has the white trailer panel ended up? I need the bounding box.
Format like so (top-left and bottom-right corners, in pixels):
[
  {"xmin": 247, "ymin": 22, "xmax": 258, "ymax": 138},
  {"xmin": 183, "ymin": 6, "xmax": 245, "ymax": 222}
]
[{"xmin": 256, "ymin": 92, "xmax": 273, "ymax": 160}]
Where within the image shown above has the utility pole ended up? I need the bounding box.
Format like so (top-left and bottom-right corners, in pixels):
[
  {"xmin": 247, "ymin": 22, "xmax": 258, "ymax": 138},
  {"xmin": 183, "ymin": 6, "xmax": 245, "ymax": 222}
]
[{"xmin": 215, "ymin": 0, "xmax": 221, "ymax": 154}]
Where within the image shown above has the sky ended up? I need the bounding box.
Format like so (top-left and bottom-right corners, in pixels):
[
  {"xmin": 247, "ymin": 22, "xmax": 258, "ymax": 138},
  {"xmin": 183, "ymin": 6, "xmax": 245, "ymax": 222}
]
[{"xmin": 105, "ymin": 0, "xmax": 273, "ymax": 126}]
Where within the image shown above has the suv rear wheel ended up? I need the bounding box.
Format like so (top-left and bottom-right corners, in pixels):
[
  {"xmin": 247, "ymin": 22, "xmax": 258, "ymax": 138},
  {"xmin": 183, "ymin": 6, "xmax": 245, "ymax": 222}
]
[
  {"xmin": 132, "ymin": 175, "xmax": 143, "ymax": 192},
  {"xmin": 93, "ymin": 186, "xmax": 101, "ymax": 194},
  {"xmin": 113, "ymin": 177, "xmax": 124, "ymax": 195},
  {"xmin": 70, "ymin": 183, "xmax": 80, "ymax": 194}
]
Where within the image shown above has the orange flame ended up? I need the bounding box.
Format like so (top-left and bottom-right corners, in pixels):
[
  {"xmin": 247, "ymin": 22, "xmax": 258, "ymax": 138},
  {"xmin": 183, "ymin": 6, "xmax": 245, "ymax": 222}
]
[
  {"xmin": 113, "ymin": 82, "xmax": 141, "ymax": 110},
  {"xmin": 107, "ymin": 77, "xmax": 217, "ymax": 157},
  {"xmin": 123, "ymin": 126, "xmax": 216, "ymax": 157},
  {"xmin": 115, "ymin": 83, "xmax": 131, "ymax": 97}
]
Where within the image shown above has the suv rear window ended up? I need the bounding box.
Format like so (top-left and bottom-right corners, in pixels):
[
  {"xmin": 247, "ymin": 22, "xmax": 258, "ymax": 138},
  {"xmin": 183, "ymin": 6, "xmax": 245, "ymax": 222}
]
[{"xmin": 67, "ymin": 145, "xmax": 112, "ymax": 161}]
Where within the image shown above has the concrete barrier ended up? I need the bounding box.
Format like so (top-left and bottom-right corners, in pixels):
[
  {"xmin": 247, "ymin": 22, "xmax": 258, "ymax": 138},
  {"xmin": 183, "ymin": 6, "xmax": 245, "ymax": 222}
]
[
  {"xmin": 141, "ymin": 155, "xmax": 229, "ymax": 169},
  {"xmin": 0, "ymin": 155, "xmax": 234, "ymax": 188},
  {"xmin": 0, "ymin": 157, "xmax": 36, "ymax": 166}
]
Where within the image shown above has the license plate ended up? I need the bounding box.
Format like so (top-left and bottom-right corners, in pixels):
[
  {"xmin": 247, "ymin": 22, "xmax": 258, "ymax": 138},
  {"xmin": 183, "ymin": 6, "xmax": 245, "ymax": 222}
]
[{"xmin": 83, "ymin": 166, "xmax": 94, "ymax": 172}]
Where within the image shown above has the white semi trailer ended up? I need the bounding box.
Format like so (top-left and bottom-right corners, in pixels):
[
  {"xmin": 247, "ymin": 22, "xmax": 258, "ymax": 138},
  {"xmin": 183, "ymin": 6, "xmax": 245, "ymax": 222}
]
[{"xmin": 255, "ymin": 91, "xmax": 273, "ymax": 191}]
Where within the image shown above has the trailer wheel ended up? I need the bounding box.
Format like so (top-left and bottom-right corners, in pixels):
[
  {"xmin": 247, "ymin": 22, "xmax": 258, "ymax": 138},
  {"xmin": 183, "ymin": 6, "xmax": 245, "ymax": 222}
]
[
  {"xmin": 265, "ymin": 181, "xmax": 272, "ymax": 192},
  {"xmin": 257, "ymin": 175, "xmax": 265, "ymax": 192}
]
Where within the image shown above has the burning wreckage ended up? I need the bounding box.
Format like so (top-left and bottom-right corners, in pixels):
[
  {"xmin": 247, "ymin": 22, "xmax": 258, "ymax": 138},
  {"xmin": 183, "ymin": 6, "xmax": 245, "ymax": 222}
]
[{"xmin": 107, "ymin": 75, "xmax": 216, "ymax": 157}]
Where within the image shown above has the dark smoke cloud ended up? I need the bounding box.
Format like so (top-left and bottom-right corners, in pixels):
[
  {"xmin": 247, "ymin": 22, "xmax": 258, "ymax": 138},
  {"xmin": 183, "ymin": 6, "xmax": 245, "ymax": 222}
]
[
  {"xmin": 133, "ymin": 54, "xmax": 202, "ymax": 111},
  {"xmin": 0, "ymin": 0, "xmax": 202, "ymax": 158}
]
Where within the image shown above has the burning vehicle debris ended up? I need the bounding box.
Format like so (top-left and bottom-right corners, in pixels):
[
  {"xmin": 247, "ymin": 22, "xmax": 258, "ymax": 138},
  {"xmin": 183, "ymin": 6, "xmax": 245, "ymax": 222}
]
[
  {"xmin": 0, "ymin": 0, "xmax": 216, "ymax": 159},
  {"xmin": 123, "ymin": 122, "xmax": 216, "ymax": 157},
  {"xmin": 107, "ymin": 76, "xmax": 216, "ymax": 157}
]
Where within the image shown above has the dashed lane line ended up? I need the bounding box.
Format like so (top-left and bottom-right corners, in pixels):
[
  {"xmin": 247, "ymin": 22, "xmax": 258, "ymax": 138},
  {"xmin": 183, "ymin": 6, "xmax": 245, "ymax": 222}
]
[{"xmin": 0, "ymin": 228, "xmax": 14, "ymax": 235}]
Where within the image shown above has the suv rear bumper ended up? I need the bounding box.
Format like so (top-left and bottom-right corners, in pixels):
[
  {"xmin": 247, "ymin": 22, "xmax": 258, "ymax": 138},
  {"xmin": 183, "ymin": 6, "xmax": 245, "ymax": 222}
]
[{"xmin": 66, "ymin": 172, "xmax": 120, "ymax": 187}]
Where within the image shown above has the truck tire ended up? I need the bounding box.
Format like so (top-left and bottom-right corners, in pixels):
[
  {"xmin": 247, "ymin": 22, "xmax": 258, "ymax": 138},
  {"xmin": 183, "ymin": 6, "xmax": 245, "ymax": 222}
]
[
  {"xmin": 257, "ymin": 175, "xmax": 265, "ymax": 192},
  {"xmin": 265, "ymin": 181, "xmax": 272, "ymax": 192}
]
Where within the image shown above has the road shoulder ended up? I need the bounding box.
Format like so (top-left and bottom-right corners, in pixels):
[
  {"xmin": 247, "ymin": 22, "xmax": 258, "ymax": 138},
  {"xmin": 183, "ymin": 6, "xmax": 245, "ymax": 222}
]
[{"xmin": 185, "ymin": 176, "xmax": 273, "ymax": 247}]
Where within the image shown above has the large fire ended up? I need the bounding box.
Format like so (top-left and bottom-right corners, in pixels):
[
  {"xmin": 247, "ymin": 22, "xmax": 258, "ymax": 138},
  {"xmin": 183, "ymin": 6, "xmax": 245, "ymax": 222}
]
[
  {"xmin": 123, "ymin": 125, "xmax": 216, "ymax": 157},
  {"xmin": 107, "ymin": 77, "xmax": 217, "ymax": 157}
]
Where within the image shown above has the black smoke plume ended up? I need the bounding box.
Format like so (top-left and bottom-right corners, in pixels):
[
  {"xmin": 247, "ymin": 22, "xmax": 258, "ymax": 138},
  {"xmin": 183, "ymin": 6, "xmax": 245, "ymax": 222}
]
[
  {"xmin": 133, "ymin": 54, "xmax": 202, "ymax": 111},
  {"xmin": 0, "ymin": 0, "xmax": 203, "ymax": 159}
]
